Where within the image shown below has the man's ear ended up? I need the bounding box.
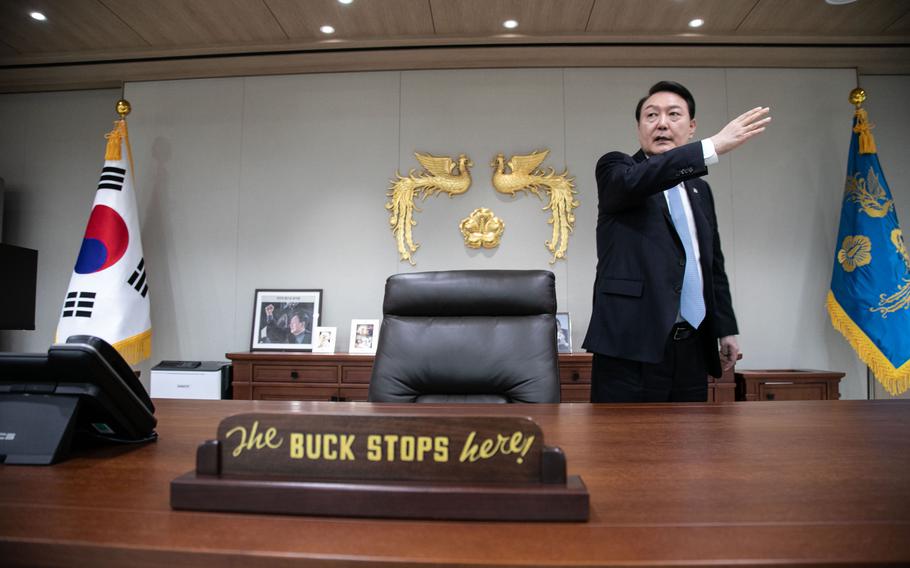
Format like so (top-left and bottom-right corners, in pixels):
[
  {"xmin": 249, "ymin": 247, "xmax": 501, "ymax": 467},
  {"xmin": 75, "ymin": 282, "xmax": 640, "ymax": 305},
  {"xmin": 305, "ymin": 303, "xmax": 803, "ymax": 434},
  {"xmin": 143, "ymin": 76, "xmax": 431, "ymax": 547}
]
[{"xmin": 689, "ymin": 118, "xmax": 697, "ymax": 139}]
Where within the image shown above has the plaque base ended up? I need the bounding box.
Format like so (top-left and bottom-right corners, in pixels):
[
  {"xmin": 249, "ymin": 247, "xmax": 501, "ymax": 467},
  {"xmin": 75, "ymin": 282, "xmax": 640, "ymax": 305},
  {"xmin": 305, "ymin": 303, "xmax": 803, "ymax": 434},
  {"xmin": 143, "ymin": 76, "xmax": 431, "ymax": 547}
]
[{"xmin": 171, "ymin": 472, "xmax": 588, "ymax": 521}]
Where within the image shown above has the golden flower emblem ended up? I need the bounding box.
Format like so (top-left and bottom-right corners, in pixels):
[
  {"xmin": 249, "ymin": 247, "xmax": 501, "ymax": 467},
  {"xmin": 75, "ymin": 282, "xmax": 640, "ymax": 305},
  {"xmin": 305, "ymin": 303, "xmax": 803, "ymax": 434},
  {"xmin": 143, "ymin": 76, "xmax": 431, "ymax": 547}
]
[
  {"xmin": 459, "ymin": 207, "xmax": 504, "ymax": 249},
  {"xmin": 837, "ymin": 235, "xmax": 872, "ymax": 272}
]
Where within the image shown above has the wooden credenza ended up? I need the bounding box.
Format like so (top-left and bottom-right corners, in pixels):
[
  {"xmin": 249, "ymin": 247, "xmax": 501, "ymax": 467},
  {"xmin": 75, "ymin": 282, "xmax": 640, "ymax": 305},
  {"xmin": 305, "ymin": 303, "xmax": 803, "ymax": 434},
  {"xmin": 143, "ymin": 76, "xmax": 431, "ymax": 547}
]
[
  {"xmin": 735, "ymin": 369, "xmax": 844, "ymax": 401},
  {"xmin": 227, "ymin": 351, "xmax": 735, "ymax": 403}
]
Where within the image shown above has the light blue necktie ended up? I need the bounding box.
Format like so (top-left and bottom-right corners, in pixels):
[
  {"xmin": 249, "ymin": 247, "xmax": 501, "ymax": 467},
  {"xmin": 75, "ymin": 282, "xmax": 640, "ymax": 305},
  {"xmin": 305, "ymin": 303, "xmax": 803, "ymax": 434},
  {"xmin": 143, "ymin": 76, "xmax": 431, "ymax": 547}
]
[{"xmin": 667, "ymin": 184, "xmax": 705, "ymax": 328}]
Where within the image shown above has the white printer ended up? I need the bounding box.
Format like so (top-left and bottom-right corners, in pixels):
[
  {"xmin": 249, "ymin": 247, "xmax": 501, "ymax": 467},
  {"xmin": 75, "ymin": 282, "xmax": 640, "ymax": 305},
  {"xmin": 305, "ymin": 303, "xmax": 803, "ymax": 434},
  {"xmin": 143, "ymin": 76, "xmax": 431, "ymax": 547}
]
[{"xmin": 150, "ymin": 361, "xmax": 231, "ymax": 400}]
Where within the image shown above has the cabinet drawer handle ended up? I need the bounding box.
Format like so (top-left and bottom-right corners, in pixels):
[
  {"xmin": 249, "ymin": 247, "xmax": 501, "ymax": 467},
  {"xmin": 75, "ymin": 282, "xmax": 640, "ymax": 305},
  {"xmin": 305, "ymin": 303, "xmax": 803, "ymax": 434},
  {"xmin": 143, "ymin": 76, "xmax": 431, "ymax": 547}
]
[
  {"xmin": 572, "ymin": 371, "xmax": 580, "ymax": 381},
  {"xmin": 290, "ymin": 370, "xmax": 299, "ymax": 379},
  {"xmin": 766, "ymin": 393, "xmax": 775, "ymax": 400}
]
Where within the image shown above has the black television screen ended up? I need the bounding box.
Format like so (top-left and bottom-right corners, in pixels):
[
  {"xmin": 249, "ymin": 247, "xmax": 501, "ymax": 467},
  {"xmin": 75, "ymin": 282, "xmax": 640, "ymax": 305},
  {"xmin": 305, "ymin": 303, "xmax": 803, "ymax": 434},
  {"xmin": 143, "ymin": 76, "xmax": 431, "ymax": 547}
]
[
  {"xmin": 0, "ymin": 243, "xmax": 38, "ymax": 330},
  {"xmin": 0, "ymin": 335, "xmax": 157, "ymax": 464}
]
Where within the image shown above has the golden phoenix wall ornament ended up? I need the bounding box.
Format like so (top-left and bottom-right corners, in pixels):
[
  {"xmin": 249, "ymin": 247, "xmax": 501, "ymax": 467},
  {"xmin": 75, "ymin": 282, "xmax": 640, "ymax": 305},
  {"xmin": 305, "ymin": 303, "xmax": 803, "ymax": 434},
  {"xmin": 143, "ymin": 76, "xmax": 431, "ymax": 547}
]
[
  {"xmin": 386, "ymin": 152, "xmax": 473, "ymax": 264},
  {"xmin": 491, "ymin": 149, "xmax": 579, "ymax": 263}
]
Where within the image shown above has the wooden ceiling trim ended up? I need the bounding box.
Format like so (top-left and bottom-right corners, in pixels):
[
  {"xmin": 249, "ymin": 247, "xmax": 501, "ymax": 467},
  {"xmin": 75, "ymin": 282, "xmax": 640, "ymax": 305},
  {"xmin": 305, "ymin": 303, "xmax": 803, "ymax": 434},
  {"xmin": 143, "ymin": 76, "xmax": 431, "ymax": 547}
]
[
  {"xmin": 265, "ymin": 0, "xmax": 434, "ymax": 40},
  {"xmin": 100, "ymin": 0, "xmax": 288, "ymax": 46},
  {"xmin": 0, "ymin": 0, "xmax": 149, "ymax": 54},
  {"xmin": 3, "ymin": 33, "xmax": 907, "ymax": 67},
  {"xmin": 2, "ymin": 43, "xmax": 907, "ymax": 93},
  {"xmin": 587, "ymin": 0, "xmax": 759, "ymax": 33},
  {"xmin": 430, "ymin": 0, "xmax": 594, "ymax": 34},
  {"xmin": 739, "ymin": 0, "xmax": 910, "ymax": 35}
]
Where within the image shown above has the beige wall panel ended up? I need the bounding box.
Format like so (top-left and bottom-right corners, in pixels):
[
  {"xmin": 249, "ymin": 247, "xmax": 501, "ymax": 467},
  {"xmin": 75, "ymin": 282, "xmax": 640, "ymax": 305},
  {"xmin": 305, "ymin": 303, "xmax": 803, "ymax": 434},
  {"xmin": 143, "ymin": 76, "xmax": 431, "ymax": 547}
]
[
  {"xmin": 124, "ymin": 78, "xmax": 245, "ymax": 384},
  {"xmin": 724, "ymin": 68, "xmax": 865, "ymax": 399},
  {"xmin": 235, "ymin": 72, "xmax": 401, "ymax": 349},
  {"xmin": 0, "ymin": 88, "xmax": 121, "ymax": 352}
]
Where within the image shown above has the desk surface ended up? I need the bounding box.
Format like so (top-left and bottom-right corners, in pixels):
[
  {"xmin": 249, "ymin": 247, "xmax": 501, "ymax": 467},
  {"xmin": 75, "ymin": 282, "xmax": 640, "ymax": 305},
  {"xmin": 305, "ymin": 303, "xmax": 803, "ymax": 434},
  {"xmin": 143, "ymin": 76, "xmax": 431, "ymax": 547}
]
[{"xmin": 2, "ymin": 400, "xmax": 909, "ymax": 567}]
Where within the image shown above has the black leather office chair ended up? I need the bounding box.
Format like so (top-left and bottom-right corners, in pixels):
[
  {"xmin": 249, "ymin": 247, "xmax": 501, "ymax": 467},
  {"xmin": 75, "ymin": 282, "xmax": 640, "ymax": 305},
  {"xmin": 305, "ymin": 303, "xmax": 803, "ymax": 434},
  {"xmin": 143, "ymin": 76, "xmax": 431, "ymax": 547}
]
[{"xmin": 368, "ymin": 270, "xmax": 560, "ymax": 403}]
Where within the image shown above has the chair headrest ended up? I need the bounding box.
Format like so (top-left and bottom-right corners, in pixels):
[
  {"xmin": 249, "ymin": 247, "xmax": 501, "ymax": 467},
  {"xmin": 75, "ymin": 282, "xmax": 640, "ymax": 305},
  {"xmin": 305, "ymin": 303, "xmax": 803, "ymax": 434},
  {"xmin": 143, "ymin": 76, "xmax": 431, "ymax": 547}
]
[{"xmin": 383, "ymin": 270, "xmax": 556, "ymax": 317}]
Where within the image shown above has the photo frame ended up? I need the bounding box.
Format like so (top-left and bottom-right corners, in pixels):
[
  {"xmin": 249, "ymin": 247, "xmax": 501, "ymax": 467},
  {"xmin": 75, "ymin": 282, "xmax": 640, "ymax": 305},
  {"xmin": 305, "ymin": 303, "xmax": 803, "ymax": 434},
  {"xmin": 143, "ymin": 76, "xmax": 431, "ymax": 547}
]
[
  {"xmin": 250, "ymin": 289, "xmax": 322, "ymax": 351},
  {"xmin": 312, "ymin": 326, "xmax": 337, "ymax": 354},
  {"xmin": 556, "ymin": 312, "xmax": 572, "ymax": 353},
  {"xmin": 349, "ymin": 319, "xmax": 380, "ymax": 354}
]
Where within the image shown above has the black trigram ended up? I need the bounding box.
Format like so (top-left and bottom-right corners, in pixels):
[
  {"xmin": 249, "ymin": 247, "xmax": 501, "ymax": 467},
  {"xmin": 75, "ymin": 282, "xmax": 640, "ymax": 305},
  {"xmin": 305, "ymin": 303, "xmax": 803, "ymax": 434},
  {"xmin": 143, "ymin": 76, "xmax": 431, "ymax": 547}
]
[
  {"xmin": 97, "ymin": 166, "xmax": 126, "ymax": 191},
  {"xmin": 128, "ymin": 258, "xmax": 149, "ymax": 298},
  {"xmin": 62, "ymin": 291, "xmax": 96, "ymax": 318}
]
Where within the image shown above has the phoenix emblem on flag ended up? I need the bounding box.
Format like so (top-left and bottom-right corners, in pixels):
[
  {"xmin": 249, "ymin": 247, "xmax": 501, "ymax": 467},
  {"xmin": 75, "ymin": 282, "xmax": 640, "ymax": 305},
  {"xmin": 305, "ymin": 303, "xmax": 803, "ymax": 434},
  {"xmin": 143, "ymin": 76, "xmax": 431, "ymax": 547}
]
[{"xmin": 844, "ymin": 167, "xmax": 893, "ymax": 218}]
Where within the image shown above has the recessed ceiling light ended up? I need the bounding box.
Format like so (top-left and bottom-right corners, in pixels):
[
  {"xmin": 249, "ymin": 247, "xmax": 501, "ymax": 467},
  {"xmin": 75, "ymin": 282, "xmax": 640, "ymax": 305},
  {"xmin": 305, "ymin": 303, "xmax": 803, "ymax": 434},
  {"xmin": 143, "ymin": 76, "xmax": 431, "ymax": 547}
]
[
  {"xmin": 320, "ymin": 25, "xmax": 335, "ymax": 34},
  {"xmin": 825, "ymin": 0, "xmax": 857, "ymax": 4},
  {"xmin": 29, "ymin": 11, "xmax": 47, "ymax": 21},
  {"xmin": 338, "ymin": 0, "xmax": 353, "ymax": 4},
  {"xmin": 503, "ymin": 19, "xmax": 519, "ymax": 30},
  {"xmin": 688, "ymin": 18, "xmax": 704, "ymax": 28}
]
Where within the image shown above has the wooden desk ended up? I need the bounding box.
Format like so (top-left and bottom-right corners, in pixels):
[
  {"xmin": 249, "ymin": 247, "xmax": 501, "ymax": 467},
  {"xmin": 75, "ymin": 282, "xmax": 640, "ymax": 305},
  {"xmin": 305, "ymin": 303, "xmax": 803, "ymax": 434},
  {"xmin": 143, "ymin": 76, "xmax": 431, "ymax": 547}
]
[{"xmin": 2, "ymin": 400, "xmax": 909, "ymax": 567}]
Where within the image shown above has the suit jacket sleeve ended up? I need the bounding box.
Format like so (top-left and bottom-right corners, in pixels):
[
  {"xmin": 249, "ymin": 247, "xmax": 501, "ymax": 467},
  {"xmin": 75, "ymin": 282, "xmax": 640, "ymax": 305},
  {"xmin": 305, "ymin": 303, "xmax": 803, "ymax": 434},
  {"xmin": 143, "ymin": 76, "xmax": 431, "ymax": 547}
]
[{"xmin": 596, "ymin": 141, "xmax": 708, "ymax": 213}]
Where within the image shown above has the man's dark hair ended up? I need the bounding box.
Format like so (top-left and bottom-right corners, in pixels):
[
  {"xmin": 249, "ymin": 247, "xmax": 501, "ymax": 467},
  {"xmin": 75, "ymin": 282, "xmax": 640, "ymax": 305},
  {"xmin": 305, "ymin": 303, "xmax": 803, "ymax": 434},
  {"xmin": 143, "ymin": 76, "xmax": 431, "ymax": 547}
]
[{"xmin": 635, "ymin": 81, "xmax": 696, "ymax": 122}]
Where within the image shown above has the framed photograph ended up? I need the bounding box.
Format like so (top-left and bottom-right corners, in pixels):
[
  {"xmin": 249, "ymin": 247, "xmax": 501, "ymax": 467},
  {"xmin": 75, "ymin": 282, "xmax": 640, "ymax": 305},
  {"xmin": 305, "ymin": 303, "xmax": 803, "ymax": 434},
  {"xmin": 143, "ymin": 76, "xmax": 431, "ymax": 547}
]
[
  {"xmin": 312, "ymin": 326, "xmax": 337, "ymax": 354},
  {"xmin": 349, "ymin": 319, "xmax": 380, "ymax": 354},
  {"xmin": 250, "ymin": 289, "xmax": 322, "ymax": 351},
  {"xmin": 556, "ymin": 312, "xmax": 572, "ymax": 353}
]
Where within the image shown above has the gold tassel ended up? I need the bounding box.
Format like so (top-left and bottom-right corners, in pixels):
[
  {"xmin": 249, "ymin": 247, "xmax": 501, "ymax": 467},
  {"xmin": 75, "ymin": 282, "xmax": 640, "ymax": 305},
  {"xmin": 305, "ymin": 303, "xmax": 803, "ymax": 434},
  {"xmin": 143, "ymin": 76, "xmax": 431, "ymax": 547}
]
[
  {"xmin": 827, "ymin": 292, "xmax": 910, "ymax": 396},
  {"xmin": 852, "ymin": 108, "xmax": 878, "ymax": 155},
  {"xmin": 112, "ymin": 328, "xmax": 153, "ymax": 366},
  {"xmin": 104, "ymin": 119, "xmax": 126, "ymax": 161}
]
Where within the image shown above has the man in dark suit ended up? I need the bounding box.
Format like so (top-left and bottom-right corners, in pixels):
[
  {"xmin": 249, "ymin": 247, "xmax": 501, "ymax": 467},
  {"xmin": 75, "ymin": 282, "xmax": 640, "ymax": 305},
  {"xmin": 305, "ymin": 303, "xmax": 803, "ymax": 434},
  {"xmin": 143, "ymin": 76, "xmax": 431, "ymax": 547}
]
[{"xmin": 582, "ymin": 81, "xmax": 771, "ymax": 402}]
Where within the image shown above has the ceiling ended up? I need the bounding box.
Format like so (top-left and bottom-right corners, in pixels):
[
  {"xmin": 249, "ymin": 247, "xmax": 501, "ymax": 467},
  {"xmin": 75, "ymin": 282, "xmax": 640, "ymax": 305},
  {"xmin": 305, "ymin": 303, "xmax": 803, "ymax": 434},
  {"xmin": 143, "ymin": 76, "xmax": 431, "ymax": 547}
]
[{"xmin": 1, "ymin": 0, "xmax": 908, "ymax": 92}]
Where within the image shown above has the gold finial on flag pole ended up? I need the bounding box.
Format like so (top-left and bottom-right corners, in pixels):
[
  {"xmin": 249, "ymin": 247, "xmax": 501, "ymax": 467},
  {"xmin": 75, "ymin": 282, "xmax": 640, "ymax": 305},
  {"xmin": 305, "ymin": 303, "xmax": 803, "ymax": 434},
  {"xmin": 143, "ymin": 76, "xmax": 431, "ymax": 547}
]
[
  {"xmin": 116, "ymin": 99, "xmax": 131, "ymax": 119},
  {"xmin": 850, "ymin": 88, "xmax": 876, "ymax": 154}
]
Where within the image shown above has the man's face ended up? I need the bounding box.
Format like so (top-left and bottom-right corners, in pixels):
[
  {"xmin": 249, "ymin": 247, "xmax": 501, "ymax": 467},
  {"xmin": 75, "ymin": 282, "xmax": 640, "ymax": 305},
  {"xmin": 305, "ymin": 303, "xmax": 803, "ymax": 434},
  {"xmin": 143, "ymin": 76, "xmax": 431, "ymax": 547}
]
[
  {"xmin": 637, "ymin": 91, "xmax": 696, "ymax": 155},
  {"xmin": 289, "ymin": 315, "xmax": 304, "ymax": 335}
]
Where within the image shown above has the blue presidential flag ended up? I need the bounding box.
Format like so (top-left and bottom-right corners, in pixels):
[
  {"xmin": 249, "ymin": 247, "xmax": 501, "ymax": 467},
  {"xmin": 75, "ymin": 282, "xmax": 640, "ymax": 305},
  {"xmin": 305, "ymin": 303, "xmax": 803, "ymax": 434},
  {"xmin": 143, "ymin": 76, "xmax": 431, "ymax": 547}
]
[{"xmin": 827, "ymin": 98, "xmax": 910, "ymax": 395}]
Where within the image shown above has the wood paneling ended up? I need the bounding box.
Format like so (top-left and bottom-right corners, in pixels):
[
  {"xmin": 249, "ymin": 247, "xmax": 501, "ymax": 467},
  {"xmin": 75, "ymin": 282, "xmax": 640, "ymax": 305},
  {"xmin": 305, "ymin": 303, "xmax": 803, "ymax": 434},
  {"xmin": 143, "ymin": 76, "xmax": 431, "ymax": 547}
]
[
  {"xmin": 588, "ymin": 0, "xmax": 758, "ymax": 33},
  {"xmin": 101, "ymin": 0, "xmax": 288, "ymax": 46},
  {"xmin": 0, "ymin": 0, "xmax": 149, "ymax": 54},
  {"xmin": 430, "ymin": 0, "xmax": 594, "ymax": 35},
  {"xmin": 738, "ymin": 0, "xmax": 910, "ymax": 35},
  {"xmin": 266, "ymin": 0, "xmax": 434, "ymax": 40},
  {"xmin": 3, "ymin": 42, "xmax": 908, "ymax": 94}
]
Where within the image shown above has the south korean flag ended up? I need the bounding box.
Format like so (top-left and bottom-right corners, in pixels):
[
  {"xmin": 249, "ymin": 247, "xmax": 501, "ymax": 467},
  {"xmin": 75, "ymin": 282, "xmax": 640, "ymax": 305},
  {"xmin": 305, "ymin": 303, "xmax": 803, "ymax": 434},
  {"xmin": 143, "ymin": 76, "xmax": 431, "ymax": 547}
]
[{"xmin": 56, "ymin": 118, "xmax": 151, "ymax": 365}]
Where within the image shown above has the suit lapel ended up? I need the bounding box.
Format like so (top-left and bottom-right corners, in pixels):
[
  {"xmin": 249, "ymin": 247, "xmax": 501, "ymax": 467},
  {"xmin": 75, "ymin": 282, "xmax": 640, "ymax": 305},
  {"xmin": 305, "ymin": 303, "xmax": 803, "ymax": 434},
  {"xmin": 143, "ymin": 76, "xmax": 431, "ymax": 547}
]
[
  {"xmin": 636, "ymin": 149, "xmax": 674, "ymax": 223},
  {"xmin": 684, "ymin": 180, "xmax": 713, "ymax": 262}
]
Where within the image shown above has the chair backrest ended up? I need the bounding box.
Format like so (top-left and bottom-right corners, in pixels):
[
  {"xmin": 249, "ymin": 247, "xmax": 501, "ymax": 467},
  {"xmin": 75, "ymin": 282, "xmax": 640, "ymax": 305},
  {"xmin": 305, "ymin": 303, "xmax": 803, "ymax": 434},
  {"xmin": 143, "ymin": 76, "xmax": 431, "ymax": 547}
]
[{"xmin": 368, "ymin": 270, "xmax": 560, "ymax": 403}]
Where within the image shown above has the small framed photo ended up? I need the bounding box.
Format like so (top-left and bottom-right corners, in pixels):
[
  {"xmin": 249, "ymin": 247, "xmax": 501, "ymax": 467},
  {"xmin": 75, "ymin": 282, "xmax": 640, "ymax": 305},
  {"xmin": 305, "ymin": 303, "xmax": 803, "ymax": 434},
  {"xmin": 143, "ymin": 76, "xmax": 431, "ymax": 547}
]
[
  {"xmin": 556, "ymin": 312, "xmax": 572, "ymax": 353},
  {"xmin": 312, "ymin": 326, "xmax": 337, "ymax": 354},
  {"xmin": 251, "ymin": 289, "xmax": 322, "ymax": 351},
  {"xmin": 349, "ymin": 319, "xmax": 380, "ymax": 354}
]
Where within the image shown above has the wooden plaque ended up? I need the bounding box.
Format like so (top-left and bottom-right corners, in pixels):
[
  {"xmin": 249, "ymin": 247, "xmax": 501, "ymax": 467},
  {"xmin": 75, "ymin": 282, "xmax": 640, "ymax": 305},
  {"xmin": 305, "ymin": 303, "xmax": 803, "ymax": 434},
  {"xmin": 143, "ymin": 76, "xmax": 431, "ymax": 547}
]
[{"xmin": 171, "ymin": 412, "xmax": 588, "ymax": 521}]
